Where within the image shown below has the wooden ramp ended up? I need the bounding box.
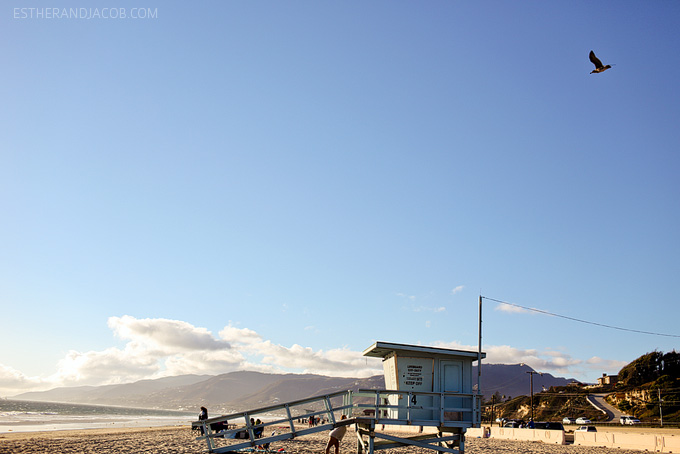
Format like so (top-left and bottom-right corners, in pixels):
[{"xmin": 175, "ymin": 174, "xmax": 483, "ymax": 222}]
[
  {"xmin": 193, "ymin": 390, "xmax": 353, "ymax": 454},
  {"xmin": 193, "ymin": 389, "xmax": 480, "ymax": 454}
]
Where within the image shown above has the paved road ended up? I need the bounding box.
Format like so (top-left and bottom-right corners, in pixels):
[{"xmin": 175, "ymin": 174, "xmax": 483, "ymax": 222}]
[{"xmin": 587, "ymin": 393, "xmax": 624, "ymax": 422}]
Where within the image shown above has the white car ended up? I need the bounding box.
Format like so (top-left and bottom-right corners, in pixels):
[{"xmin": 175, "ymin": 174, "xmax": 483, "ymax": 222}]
[
  {"xmin": 575, "ymin": 417, "xmax": 592, "ymax": 424},
  {"xmin": 620, "ymin": 415, "xmax": 640, "ymax": 425},
  {"xmin": 562, "ymin": 417, "xmax": 576, "ymax": 425},
  {"xmin": 576, "ymin": 426, "xmax": 597, "ymax": 432}
]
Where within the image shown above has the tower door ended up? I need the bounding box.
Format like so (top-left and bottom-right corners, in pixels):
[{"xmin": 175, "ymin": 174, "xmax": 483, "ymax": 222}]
[{"xmin": 440, "ymin": 360, "xmax": 463, "ymax": 422}]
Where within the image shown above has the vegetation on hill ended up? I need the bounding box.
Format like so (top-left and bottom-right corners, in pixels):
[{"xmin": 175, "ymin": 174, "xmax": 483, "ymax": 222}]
[
  {"xmin": 611, "ymin": 350, "xmax": 680, "ymax": 422},
  {"xmin": 618, "ymin": 351, "xmax": 680, "ymax": 386},
  {"xmin": 484, "ymin": 388, "xmax": 604, "ymax": 424}
]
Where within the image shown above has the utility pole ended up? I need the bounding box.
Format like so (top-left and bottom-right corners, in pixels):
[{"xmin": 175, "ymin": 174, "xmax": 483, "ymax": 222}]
[
  {"xmin": 526, "ymin": 370, "xmax": 543, "ymax": 422},
  {"xmin": 659, "ymin": 389, "xmax": 663, "ymax": 428},
  {"xmin": 477, "ymin": 295, "xmax": 482, "ymax": 395},
  {"xmin": 476, "ymin": 295, "xmax": 483, "ymax": 428}
]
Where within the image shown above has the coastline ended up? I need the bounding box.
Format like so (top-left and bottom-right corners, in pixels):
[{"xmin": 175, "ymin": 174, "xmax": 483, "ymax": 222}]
[
  {"xmin": 0, "ymin": 424, "xmax": 188, "ymax": 440},
  {"xmin": 0, "ymin": 399, "xmax": 195, "ymax": 434},
  {"xmin": 0, "ymin": 416, "xmax": 194, "ymax": 434}
]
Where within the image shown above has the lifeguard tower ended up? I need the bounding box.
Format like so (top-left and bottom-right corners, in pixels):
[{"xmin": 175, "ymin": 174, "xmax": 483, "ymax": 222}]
[
  {"xmin": 193, "ymin": 341, "xmax": 484, "ymax": 454},
  {"xmin": 353, "ymin": 342, "xmax": 484, "ymax": 454}
]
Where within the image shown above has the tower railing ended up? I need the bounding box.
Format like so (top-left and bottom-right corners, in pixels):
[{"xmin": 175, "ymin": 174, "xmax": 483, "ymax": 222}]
[{"xmin": 193, "ymin": 388, "xmax": 481, "ymax": 453}]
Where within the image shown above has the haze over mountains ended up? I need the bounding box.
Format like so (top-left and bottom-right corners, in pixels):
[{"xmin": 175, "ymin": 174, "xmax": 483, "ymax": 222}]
[{"xmin": 13, "ymin": 364, "xmax": 576, "ymax": 412}]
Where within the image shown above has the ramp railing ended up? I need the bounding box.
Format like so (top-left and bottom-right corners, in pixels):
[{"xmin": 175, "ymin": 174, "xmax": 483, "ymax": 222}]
[
  {"xmin": 193, "ymin": 390, "xmax": 353, "ymax": 453},
  {"xmin": 194, "ymin": 388, "xmax": 481, "ymax": 453}
]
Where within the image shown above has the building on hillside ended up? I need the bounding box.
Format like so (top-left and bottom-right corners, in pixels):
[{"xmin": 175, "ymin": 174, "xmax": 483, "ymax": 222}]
[{"xmin": 597, "ymin": 373, "xmax": 618, "ymax": 386}]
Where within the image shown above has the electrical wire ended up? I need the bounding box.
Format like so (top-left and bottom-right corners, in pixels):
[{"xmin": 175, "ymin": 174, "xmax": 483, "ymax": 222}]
[{"xmin": 482, "ymin": 296, "xmax": 680, "ymax": 338}]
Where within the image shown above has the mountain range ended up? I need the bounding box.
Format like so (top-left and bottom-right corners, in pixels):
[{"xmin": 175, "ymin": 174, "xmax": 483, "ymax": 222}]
[{"xmin": 13, "ymin": 364, "xmax": 576, "ymax": 413}]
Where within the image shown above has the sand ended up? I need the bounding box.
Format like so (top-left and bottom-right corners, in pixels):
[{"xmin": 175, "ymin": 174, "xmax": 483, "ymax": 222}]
[{"xmin": 0, "ymin": 425, "xmax": 664, "ymax": 454}]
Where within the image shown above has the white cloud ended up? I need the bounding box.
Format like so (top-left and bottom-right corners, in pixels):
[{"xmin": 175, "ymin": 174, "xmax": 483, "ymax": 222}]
[
  {"xmin": 584, "ymin": 356, "xmax": 627, "ymax": 374},
  {"xmin": 451, "ymin": 286, "xmax": 464, "ymax": 295},
  {"xmin": 586, "ymin": 356, "xmax": 602, "ymax": 365},
  {"xmin": 219, "ymin": 324, "xmax": 262, "ymax": 345},
  {"xmin": 162, "ymin": 349, "xmax": 245, "ymax": 376},
  {"xmin": 412, "ymin": 306, "xmax": 446, "ymax": 313},
  {"xmin": 109, "ymin": 315, "xmax": 230, "ymax": 352},
  {"xmin": 0, "ymin": 364, "xmax": 48, "ymax": 396},
  {"xmin": 241, "ymin": 341, "xmax": 381, "ymax": 378},
  {"xmin": 494, "ymin": 302, "xmax": 532, "ymax": 314},
  {"xmin": 434, "ymin": 341, "xmax": 583, "ymax": 378},
  {"xmin": 51, "ymin": 346, "xmax": 160, "ymax": 386},
  {"xmin": 396, "ymin": 292, "xmax": 416, "ymax": 301}
]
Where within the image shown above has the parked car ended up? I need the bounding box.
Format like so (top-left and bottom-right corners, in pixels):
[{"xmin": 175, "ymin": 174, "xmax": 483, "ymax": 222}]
[
  {"xmin": 575, "ymin": 417, "xmax": 592, "ymax": 424},
  {"xmin": 576, "ymin": 426, "xmax": 597, "ymax": 432},
  {"xmin": 534, "ymin": 422, "xmax": 564, "ymax": 431},
  {"xmin": 562, "ymin": 417, "xmax": 576, "ymax": 425},
  {"xmin": 503, "ymin": 420, "xmax": 522, "ymax": 428},
  {"xmin": 619, "ymin": 415, "xmax": 640, "ymax": 425}
]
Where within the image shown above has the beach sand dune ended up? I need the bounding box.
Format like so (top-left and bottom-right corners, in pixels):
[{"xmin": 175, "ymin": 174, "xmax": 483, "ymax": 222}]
[{"xmin": 0, "ymin": 426, "xmax": 656, "ymax": 454}]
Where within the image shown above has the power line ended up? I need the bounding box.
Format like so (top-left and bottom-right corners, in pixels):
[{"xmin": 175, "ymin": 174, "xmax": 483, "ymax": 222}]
[{"xmin": 482, "ymin": 296, "xmax": 680, "ymax": 339}]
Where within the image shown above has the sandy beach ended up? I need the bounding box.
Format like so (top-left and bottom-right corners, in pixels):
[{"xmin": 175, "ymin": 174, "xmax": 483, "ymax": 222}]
[{"xmin": 0, "ymin": 425, "xmax": 665, "ymax": 454}]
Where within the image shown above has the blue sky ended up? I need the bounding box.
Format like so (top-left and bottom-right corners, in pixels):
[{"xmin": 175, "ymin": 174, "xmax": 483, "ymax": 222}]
[{"xmin": 1, "ymin": 1, "xmax": 679, "ymax": 397}]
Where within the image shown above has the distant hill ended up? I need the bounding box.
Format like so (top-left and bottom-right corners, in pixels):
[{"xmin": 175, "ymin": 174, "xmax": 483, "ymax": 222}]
[
  {"xmin": 480, "ymin": 363, "xmax": 576, "ymax": 400},
  {"xmin": 13, "ymin": 374, "xmax": 212, "ymax": 408},
  {"xmin": 12, "ymin": 365, "xmax": 576, "ymax": 412},
  {"xmin": 12, "ymin": 372, "xmax": 386, "ymax": 412}
]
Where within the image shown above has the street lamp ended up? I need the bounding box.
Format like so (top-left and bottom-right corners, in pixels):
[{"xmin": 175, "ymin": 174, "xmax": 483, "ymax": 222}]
[{"xmin": 525, "ymin": 370, "xmax": 543, "ymax": 422}]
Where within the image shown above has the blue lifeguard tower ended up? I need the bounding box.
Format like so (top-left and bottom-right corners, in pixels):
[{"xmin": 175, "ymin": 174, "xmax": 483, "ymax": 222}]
[
  {"xmin": 193, "ymin": 341, "xmax": 485, "ymax": 454},
  {"xmin": 354, "ymin": 342, "xmax": 485, "ymax": 454}
]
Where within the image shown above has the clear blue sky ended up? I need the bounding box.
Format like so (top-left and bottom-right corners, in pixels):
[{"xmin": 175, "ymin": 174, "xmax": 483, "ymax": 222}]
[{"xmin": 1, "ymin": 1, "xmax": 679, "ymax": 396}]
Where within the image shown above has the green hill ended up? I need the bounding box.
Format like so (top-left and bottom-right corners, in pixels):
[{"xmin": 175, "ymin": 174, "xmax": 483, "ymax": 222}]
[{"xmin": 610, "ymin": 351, "xmax": 680, "ymax": 422}]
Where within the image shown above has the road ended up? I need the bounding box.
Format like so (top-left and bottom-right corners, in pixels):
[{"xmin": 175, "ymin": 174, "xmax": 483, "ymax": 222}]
[{"xmin": 586, "ymin": 393, "xmax": 624, "ymax": 422}]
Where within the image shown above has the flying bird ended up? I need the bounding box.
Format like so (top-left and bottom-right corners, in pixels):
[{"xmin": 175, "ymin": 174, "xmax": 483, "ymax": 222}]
[{"xmin": 589, "ymin": 50, "xmax": 612, "ymax": 74}]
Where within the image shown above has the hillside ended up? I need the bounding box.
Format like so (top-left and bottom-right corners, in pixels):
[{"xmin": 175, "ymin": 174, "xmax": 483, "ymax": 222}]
[
  {"xmin": 14, "ymin": 374, "xmax": 212, "ymax": 406},
  {"xmin": 13, "ymin": 372, "xmax": 386, "ymax": 413},
  {"xmin": 607, "ymin": 350, "xmax": 680, "ymax": 422},
  {"xmin": 490, "ymin": 391, "xmax": 604, "ymax": 424},
  {"xmin": 480, "ymin": 363, "xmax": 575, "ymax": 400},
  {"xmin": 492, "ymin": 350, "xmax": 680, "ymax": 424},
  {"xmin": 12, "ymin": 364, "xmax": 575, "ymax": 413}
]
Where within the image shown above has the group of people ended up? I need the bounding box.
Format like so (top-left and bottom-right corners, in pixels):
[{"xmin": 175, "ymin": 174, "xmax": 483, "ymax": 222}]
[
  {"xmin": 307, "ymin": 416, "xmax": 323, "ymax": 427},
  {"xmin": 250, "ymin": 418, "xmax": 265, "ymax": 438}
]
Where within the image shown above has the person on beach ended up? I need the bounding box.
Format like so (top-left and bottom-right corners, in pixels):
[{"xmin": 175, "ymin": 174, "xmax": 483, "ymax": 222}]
[
  {"xmin": 325, "ymin": 415, "xmax": 348, "ymax": 454},
  {"xmin": 198, "ymin": 407, "xmax": 208, "ymax": 434}
]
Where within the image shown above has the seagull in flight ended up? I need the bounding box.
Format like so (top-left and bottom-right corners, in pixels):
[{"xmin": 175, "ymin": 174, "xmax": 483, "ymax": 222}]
[{"xmin": 589, "ymin": 50, "xmax": 612, "ymax": 74}]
